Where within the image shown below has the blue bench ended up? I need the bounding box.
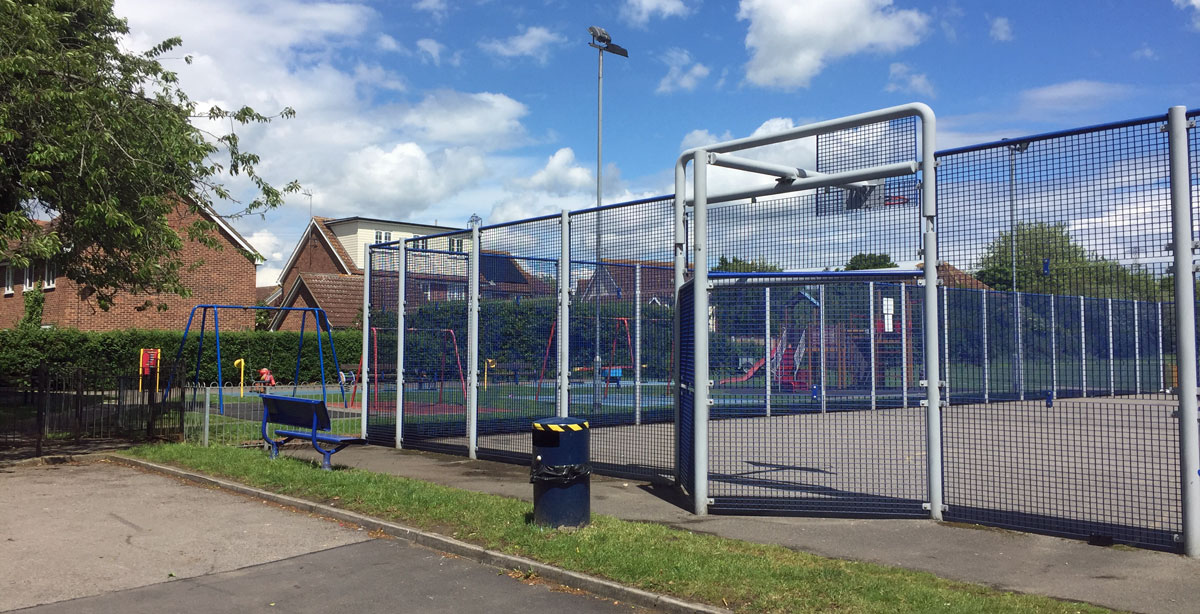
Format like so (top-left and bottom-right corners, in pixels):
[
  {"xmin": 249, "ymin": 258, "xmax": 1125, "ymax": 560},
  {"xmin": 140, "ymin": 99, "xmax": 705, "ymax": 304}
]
[{"xmin": 260, "ymin": 394, "xmax": 365, "ymax": 470}]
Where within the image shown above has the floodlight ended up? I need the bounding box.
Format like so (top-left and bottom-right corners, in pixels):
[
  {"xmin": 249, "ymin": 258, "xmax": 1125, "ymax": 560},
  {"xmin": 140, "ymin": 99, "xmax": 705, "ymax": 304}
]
[{"xmin": 588, "ymin": 26, "xmax": 610, "ymax": 44}]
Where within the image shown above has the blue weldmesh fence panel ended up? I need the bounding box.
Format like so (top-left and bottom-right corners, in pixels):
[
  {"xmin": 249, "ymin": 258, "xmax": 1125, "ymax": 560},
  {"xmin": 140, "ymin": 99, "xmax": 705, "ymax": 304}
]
[
  {"xmin": 1054, "ymin": 295, "xmax": 1084, "ymax": 397},
  {"xmin": 1136, "ymin": 301, "xmax": 1165, "ymax": 393},
  {"xmin": 706, "ymin": 281, "xmax": 926, "ymax": 517},
  {"xmin": 567, "ymin": 198, "xmax": 676, "ymax": 483},
  {"xmin": 984, "ymin": 291, "xmax": 1019, "ymax": 400},
  {"xmin": 937, "ymin": 113, "xmax": 1181, "ymax": 551},
  {"xmin": 816, "ymin": 117, "xmax": 919, "ymax": 217},
  {"xmin": 677, "ymin": 281, "xmax": 694, "ymax": 495},
  {"xmin": 1022, "ymin": 293, "xmax": 1053, "ymax": 397},
  {"xmin": 365, "ymin": 245, "xmax": 401, "ymax": 446},
  {"xmin": 473, "ymin": 218, "xmax": 561, "ymax": 463},
  {"xmin": 401, "ymin": 233, "xmax": 471, "ymax": 455},
  {"xmin": 945, "ymin": 288, "xmax": 985, "ymax": 401},
  {"xmin": 875, "ymin": 282, "xmax": 921, "ymax": 407}
]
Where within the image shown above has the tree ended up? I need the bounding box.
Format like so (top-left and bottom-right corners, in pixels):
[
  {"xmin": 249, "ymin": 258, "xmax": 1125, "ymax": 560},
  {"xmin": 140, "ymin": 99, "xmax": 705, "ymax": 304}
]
[
  {"xmin": 974, "ymin": 222, "xmax": 1161, "ymax": 300},
  {"xmin": 845, "ymin": 253, "xmax": 896, "ymax": 270},
  {"xmin": 713, "ymin": 255, "xmax": 782, "ymax": 273},
  {"xmin": 0, "ymin": 0, "xmax": 299, "ymax": 310}
]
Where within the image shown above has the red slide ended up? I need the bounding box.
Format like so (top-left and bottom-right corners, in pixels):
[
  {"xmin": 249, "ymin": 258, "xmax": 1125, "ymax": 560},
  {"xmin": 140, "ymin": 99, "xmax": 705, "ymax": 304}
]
[{"xmin": 718, "ymin": 358, "xmax": 766, "ymax": 385}]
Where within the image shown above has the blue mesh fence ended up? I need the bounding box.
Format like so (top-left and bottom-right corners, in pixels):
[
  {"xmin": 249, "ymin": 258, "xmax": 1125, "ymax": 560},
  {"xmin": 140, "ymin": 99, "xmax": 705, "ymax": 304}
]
[
  {"xmin": 936, "ymin": 113, "xmax": 1182, "ymax": 551},
  {"xmin": 365, "ymin": 244, "xmax": 401, "ymax": 446},
  {"xmin": 400, "ymin": 232, "xmax": 472, "ymax": 455},
  {"xmin": 474, "ymin": 217, "xmax": 561, "ymax": 462}
]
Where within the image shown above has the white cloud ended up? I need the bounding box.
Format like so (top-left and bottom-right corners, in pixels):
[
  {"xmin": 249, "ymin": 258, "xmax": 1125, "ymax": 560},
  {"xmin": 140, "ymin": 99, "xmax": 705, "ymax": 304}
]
[
  {"xmin": 738, "ymin": 0, "xmax": 929, "ymax": 90},
  {"xmin": 517, "ymin": 148, "xmax": 594, "ymax": 196},
  {"xmin": 656, "ymin": 48, "xmax": 711, "ymax": 94},
  {"xmin": 377, "ymin": 33, "xmax": 404, "ymax": 52},
  {"xmin": 401, "ymin": 90, "xmax": 528, "ymax": 148},
  {"xmin": 989, "ymin": 16, "xmax": 1012, "ymax": 41},
  {"xmin": 478, "ymin": 26, "xmax": 565, "ymax": 64},
  {"xmin": 1132, "ymin": 44, "xmax": 1156, "ymax": 60},
  {"xmin": 885, "ymin": 62, "xmax": 935, "ymax": 98},
  {"xmin": 414, "ymin": 0, "xmax": 448, "ymax": 19},
  {"xmin": 417, "ymin": 38, "xmax": 445, "ymax": 66},
  {"xmin": 622, "ymin": 0, "xmax": 690, "ymax": 26},
  {"xmin": 256, "ymin": 266, "xmax": 282, "ymax": 287},
  {"xmin": 1019, "ymin": 80, "xmax": 1131, "ymax": 114},
  {"xmin": 249, "ymin": 229, "xmax": 284, "ymax": 258},
  {"xmin": 327, "ymin": 143, "xmax": 488, "ymax": 215},
  {"xmin": 937, "ymin": 3, "xmax": 965, "ymax": 42},
  {"xmin": 1175, "ymin": 0, "xmax": 1200, "ymax": 29},
  {"xmin": 677, "ymin": 118, "xmax": 817, "ymax": 198}
]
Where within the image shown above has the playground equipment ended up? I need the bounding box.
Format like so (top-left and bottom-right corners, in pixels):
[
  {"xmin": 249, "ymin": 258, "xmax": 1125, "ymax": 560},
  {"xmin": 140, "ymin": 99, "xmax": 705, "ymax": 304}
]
[
  {"xmin": 138, "ymin": 348, "xmax": 161, "ymax": 395},
  {"xmin": 233, "ymin": 358, "xmax": 245, "ymax": 397},
  {"xmin": 163, "ymin": 305, "xmax": 346, "ymax": 415}
]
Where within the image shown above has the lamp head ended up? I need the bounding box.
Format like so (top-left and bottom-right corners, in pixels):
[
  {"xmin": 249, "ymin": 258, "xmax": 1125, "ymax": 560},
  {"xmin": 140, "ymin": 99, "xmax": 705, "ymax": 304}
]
[{"xmin": 588, "ymin": 26, "xmax": 611, "ymax": 44}]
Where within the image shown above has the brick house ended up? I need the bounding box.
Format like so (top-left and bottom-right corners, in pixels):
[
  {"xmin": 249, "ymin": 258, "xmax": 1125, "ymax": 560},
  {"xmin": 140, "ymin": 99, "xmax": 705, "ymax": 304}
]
[
  {"xmin": 269, "ymin": 216, "xmax": 462, "ymax": 331},
  {"xmin": 0, "ymin": 203, "xmax": 260, "ymax": 331}
]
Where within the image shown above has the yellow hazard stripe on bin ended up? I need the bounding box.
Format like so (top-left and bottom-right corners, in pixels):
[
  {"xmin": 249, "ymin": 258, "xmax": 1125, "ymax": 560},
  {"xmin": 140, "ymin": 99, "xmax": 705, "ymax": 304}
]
[{"xmin": 533, "ymin": 422, "xmax": 589, "ymax": 431}]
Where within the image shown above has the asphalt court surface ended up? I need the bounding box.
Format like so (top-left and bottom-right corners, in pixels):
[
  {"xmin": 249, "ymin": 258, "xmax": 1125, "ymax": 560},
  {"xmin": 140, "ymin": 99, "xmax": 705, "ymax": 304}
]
[{"xmin": 0, "ymin": 461, "xmax": 645, "ymax": 613}]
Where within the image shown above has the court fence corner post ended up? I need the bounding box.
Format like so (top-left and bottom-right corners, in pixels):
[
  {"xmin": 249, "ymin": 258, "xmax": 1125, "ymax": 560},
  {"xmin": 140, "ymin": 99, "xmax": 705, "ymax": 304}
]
[
  {"xmin": 1167, "ymin": 104, "xmax": 1199, "ymax": 558},
  {"xmin": 467, "ymin": 217, "xmax": 482, "ymax": 460}
]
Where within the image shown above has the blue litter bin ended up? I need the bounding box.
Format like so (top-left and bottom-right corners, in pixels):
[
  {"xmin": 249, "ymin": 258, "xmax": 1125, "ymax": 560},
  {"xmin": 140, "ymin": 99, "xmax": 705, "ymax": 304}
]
[{"xmin": 530, "ymin": 417, "xmax": 591, "ymax": 527}]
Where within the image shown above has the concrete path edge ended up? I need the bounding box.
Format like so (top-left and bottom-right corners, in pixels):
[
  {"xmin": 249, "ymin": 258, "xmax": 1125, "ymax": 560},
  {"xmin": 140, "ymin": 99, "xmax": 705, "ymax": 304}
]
[{"xmin": 101, "ymin": 454, "xmax": 730, "ymax": 614}]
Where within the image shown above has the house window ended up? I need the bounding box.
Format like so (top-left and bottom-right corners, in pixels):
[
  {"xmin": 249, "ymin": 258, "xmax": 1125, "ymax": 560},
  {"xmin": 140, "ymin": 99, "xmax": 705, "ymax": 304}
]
[
  {"xmin": 43, "ymin": 261, "xmax": 56, "ymax": 289},
  {"xmin": 374, "ymin": 230, "xmax": 392, "ymax": 243},
  {"xmin": 3, "ymin": 266, "xmax": 11, "ymax": 295},
  {"xmin": 450, "ymin": 238, "xmax": 464, "ymax": 253},
  {"xmin": 414, "ymin": 238, "xmax": 428, "ymax": 250},
  {"xmin": 23, "ymin": 264, "xmax": 32, "ymax": 291},
  {"xmin": 446, "ymin": 283, "xmax": 466, "ymax": 301}
]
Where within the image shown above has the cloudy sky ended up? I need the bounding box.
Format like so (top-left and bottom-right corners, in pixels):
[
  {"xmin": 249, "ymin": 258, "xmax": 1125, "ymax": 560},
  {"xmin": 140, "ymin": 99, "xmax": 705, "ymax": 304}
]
[{"xmin": 112, "ymin": 0, "xmax": 1200, "ymax": 286}]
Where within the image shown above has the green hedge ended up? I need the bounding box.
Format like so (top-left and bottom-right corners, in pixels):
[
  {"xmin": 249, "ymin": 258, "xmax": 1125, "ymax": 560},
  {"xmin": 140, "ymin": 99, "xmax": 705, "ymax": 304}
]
[{"xmin": 0, "ymin": 327, "xmax": 363, "ymax": 386}]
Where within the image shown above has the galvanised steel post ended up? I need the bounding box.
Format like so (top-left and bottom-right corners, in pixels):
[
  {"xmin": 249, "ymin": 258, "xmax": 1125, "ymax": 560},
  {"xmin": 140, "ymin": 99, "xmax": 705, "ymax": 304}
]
[
  {"xmin": 820, "ymin": 285, "xmax": 827, "ymax": 414},
  {"xmin": 692, "ymin": 150, "xmax": 710, "ymax": 515},
  {"xmin": 1108, "ymin": 298, "xmax": 1115, "ymax": 396},
  {"xmin": 397, "ymin": 242, "xmax": 406, "ymax": 448},
  {"xmin": 765, "ymin": 287, "xmax": 772, "ymax": 417},
  {"xmin": 203, "ymin": 385, "xmax": 210, "ymax": 447},
  {"xmin": 673, "ymin": 153, "xmax": 687, "ymax": 486},
  {"xmin": 982, "ymin": 290, "xmax": 989, "ymax": 403},
  {"xmin": 360, "ymin": 244, "xmax": 372, "ymax": 438},
  {"xmin": 1135, "ymin": 301, "xmax": 1141, "ymax": 395},
  {"xmin": 869, "ymin": 282, "xmax": 876, "ymax": 410},
  {"xmin": 1167, "ymin": 104, "xmax": 1199, "ymax": 557},
  {"xmin": 1081, "ymin": 296, "xmax": 1087, "ymax": 397},
  {"xmin": 902, "ymin": 283, "xmax": 909, "ymax": 408},
  {"xmin": 1008, "ymin": 142, "xmax": 1028, "ymax": 401},
  {"xmin": 921, "ymin": 108, "xmax": 944, "ymax": 521},
  {"xmin": 559, "ymin": 210, "xmax": 571, "ymax": 418},
  {"xmin": 635, "ymin": 263, "xmax": 643, "ymax": 425},
  {"xmin": 467, "ymin": 219, "xmax": 481, "ymax": 459},
  {"xmin": 593, "ymin": 45, "xmax": 604, "ymax": 416}
]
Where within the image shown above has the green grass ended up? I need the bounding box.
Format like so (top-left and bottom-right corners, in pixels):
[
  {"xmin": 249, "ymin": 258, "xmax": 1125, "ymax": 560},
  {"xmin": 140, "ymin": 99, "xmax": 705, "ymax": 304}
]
[{"xmin": 123, "ymin": 443, "xmax": 1109, "ymax": 614}]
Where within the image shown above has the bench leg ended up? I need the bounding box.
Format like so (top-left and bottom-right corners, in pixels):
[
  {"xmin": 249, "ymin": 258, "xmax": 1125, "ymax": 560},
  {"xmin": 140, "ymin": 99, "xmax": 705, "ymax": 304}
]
[
  {"xmin": 321, "ymin": 450, "xmax": 333, "ymax": 471},
  {"xmin": 268, "ymin": 440, "xmax": 280, "ymax": 460}
]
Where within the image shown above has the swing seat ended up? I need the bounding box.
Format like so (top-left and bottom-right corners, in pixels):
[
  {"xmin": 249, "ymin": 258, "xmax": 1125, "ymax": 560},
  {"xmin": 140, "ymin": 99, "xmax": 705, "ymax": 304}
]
[{"xmin": 260, "ymin": 394, "xmax": 364, "ymax": 470}]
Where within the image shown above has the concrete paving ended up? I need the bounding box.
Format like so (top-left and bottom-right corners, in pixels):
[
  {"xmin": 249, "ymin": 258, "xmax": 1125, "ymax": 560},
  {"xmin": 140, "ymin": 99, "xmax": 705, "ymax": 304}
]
[
  {"xmin": 17, "ymin": 539, "xmax": 645, "ymax": 614},
  {"xmin": 0, "ymin": 461, "xmax": 646, "ymax": 613},
  {"xmin": 285, "ymin": 444, "xmax": 1200, "ymax": 614}
]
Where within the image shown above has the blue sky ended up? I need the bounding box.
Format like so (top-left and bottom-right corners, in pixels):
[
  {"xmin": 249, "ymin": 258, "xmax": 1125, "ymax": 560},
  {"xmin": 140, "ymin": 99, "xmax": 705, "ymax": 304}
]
[{"xmin": 112, "ymin": 0, "xmax": 1200, "ymax": 285}]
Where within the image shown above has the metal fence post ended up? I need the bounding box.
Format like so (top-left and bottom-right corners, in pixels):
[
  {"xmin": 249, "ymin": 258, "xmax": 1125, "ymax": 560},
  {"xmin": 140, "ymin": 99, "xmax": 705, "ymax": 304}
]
[
  {"xmin": 397, "ymin": 242, "xmax": 406, "ymax": 449},
  {"xmin": 1108, "ymin": 297, "xmax": 1115, "ymax": 396},
  {"xmin": 360, "ymin": 244, "xmax": 372, "ymax": 438},
  {"xmin": 869, "ymin": 282, "xmax": 877, "ymax": 410},
  {"xmin": 1135, "ymin": 301, "xmax": 1141, "ymax": 395},
  {"xmin": 765, "ymin": 287, "xmax": 772, "ymax": 417},
  {"xmin": 1158, "ymin": 302, "xmax": 1165, "ymax": 392},
  {"xmin": 635, "ymin": 263, "xmax": 643, "ymax": 425},
  {"xmin": 921, "ymin": 110, "xmax": 944, "ymax": 522},
  {"xmin": 1167, "ymin": 104, "xmax": 1198, "ymax": 557},
  {"xmin": 901, "ymin": 283, "xmax": 909, "ymax": 408},
  {"xmin": 820, "ymin": 285, "xmax": 827, "ymax": 414},
  {"xmin": 558, "ymin": 210, "xmax": 571, "ymax": 419},
  {"xmin": 467, "ymin": 218, "xmax": 482, "ymax": 458},
  {"xmin": 692, "ymin": 150, "xmax": 710, "ymax": 515},
  {"xmin": 1016, "ymin": 290, "xmax": 1024, "ymax": 401},
  {"xmin": 203, "ymin": 385, "xmax": 210, "ymax": 447},
  {"xmin": 1051, "ymin": 295, "xmax": 1058, "ymax": 399},
  {"xmin": 942, "ymin": 287, "xmax": 950, "ymax": 406},
  {"xmin": 1081, "ymin": 296, "xmax": 1087, "ymax": 397},
  {"xmin": 982, "ymin": 290, "xmax": 989, "ymax": 403}
]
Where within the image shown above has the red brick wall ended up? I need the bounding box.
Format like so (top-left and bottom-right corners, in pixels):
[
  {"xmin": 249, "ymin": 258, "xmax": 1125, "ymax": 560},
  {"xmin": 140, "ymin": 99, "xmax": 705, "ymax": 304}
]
[
  {"xmin": 0, "ymin": 206, "xmax": 256, "ymax": 331},
  {"xmin": 274, "ymin": 285, "xmax": 318, "ymax": 332},
  {"xmin": 280, "ymin": 228, "xmax": 345, "ymax": 298}
]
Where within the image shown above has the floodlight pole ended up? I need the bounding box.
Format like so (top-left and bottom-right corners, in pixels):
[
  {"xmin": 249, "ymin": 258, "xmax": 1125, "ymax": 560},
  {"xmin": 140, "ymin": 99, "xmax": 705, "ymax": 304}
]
[{"xmin": 588, "ymin": 29, "xmax": 627, "ymax": 413}]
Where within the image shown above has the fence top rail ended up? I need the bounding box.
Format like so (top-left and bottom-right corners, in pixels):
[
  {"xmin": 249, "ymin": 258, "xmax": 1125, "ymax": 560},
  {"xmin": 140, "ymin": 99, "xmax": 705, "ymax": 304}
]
[
  {"xmin": 406, "ymin": 247, "xmax": 468, "ymax": 257},
  {"xmin": 935, "ymin": 112, "xmax": 1171, "ymax": 157},
  {"xmin": 368, "ymin": 241, "xmax": 402, "ymax": 250},
  {"xmin": 404, "ymin": 228, "xmax": 472, "ymax": 244}
]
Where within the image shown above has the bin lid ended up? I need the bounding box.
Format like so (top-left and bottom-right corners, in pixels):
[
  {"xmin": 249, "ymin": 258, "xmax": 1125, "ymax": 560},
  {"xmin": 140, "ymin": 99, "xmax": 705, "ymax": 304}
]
[{"xmin": 532, "ymin": 417, "xmax": 589, "ymax": 431}]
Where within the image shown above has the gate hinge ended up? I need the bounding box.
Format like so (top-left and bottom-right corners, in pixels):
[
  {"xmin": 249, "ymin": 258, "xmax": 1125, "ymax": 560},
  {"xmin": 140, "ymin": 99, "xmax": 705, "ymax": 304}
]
[
  {"xmin": 922, "ymin": 503, "xmax": 949, "ymax": 511},
  {"xmin": 706, "ymin": 498, "xmax": 715, "ymax": 505}
]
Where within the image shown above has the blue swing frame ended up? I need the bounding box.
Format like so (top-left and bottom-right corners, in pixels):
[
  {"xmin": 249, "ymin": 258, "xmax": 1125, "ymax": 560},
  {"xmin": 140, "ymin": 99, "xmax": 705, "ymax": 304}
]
[{"xmin": 163, "ymin": 304, "xmax": 348, "ymax": 415}]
